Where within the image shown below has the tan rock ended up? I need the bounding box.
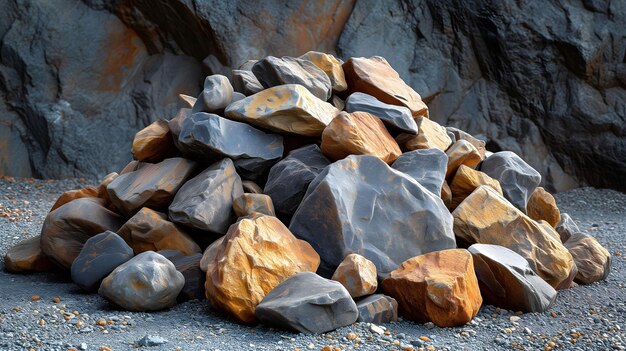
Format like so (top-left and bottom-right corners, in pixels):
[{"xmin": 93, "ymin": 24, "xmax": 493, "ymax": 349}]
[
  {"xmin": 450, "ymin": 165, "xmax": 502, "ymax": 210},
  {"xmin": 445, "ymin": 140, "xmax": 482, "ymax": 180},
  {"xmin": 441, "ymin": 181, "xmax": 453, "ymax": 209},
  {"xmin": 398, "ymin": 117, "xmax": 452, "ymax": 152},
  {"xmin": 204, "ymin": 214, "xmax": 320, "ymax": 323},
  {"xmin": 50, "ymin": 186, "xmax": 99, "ymax": 212},
  {"xmin": 565, "ymin": 233, "xmax": 611, "ymax": 284},
  {"xmin": 119, "ymin": 160, "xmax": 145, "ymax": 174},
  {"xmin": 331, "ymin": 253, "xmax": 377, "ymax": 298},
  {"xmin": 527, "ymin": 187, "xmax": 561, "ymax": 227},
  {"xmin": 381, "ymin": 249, "xmax": 482, "ymax": 327},
  {"xmin": 321, "ymin": 111, "xmax": 401, "ymax": 164},
  {"xmin": 132, "ymin": 119, "xmax": 177, "ymax": 162},
  {"xmin": 300, "ymin": 51, "xmax": 347, "ymax": 92},
  {"xmin": 343, "ymin": 56, "xmax": 428, "ymax": 117},
  {"xmin": 97, "ymin": 172, "xmax": 119, "ymax": 207},
  {"xmin": 241, "ymin": 180, "xmax": 263, "ymax": 194},
  {"xmin": 232, "ymin": 193, "xmax": 275, "ymax": 217},
  {"xmin": 224, "ymin": 84, "xmax": 339, "ymax": 137},
  {"xmin": 178, "ymin": 94, "xmax": 197, "ymax": 108},
  {"xmin": 3, "ymin": 236, "xmax": 54, "ymax": 273},
  {"xmin": 452, "ymin": 186, "xmax": 575, "ymax": 289},
  {"xmin": 118, "ymin": 207, "xmax": 201, "ymax": 256}
]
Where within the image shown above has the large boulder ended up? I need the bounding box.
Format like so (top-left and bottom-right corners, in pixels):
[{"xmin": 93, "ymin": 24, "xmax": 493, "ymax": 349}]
[
  {"xmin": 331, "ymin": 253, "xmax": 378, "ymax": 298},
  {"xmin": 391, "ymin": 149, "xmax": 447, "ymax": 195},
  {"xmin": 468, "ymin": 244, "xmax": 557, "ymax": 312},
  {"xmin": 204, "ymin": 214, "xmax": 320, "ymax": 323},
  {"xmin": 564, "ymin": 233, "xmax": 612, "ymax": 284},
  {"xmin": 527, "ymin": 187, "xmax": 561, "ymax": 227},
  {"xmin": 449, "ymin": 165, "xmax": 503, "ymax": 209},
  {"xmin": 3, "ymin": 236, "xmax": 54, "ymax": 273},
  {"xmin": 299, "ymin": 51, "xmax": 347, "ymax": 93},
  {"xmin": 132, "ymin": 119, "xmax": 177, "ymax": 162},
  {"xmin": 344, "ymin": 92, "xmax": 417, "ymax": 134},
  {"xmin": 252, "ymin": 56, "xmax": 332, "ymax": 100},
  {"xmin": 289, "ymin": 155, "xmax": 456, "ymax": 278},
  {"xmin": 41, "ymin": 198, "xmax": 125, "ymax": 269},
  {"xmin": 255, "ymin": 272, "xmax": 358, "ymax": 333},
  {"xmin": 355, "ymin": 294, "xmax": 398, "ymax": 324}
]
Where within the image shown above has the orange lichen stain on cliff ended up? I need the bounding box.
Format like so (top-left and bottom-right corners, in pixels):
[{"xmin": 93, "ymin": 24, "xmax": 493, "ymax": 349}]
[{"xmin": 97, "ymin": 26, "xmax": 145, "ymax": 92}]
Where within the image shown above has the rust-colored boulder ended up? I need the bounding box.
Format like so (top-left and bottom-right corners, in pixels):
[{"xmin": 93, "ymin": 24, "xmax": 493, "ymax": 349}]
[
  {"xmin": 299, "ymin": 51, "xmax": 347, "ymax": 92},
  {"xmin": 204, "ymin": 214, "xmax": 320, "ymax": 323},
  {"xmin": 321, "ymin": 111, "xmax": 401, "ymax": 164},
  {"xmin": 331, "ymin": 253, "xmax": 377, "ymax": 298},
  {"xmin": 450, "ymin": 165, "xmax": 503, "ymax": 210},
  {"xmin": 565, "ymin": 233, "xmax": 612, "ymax": 284},
  {"xmin": 381, "ymin": 249, "xmax": 482, "ymax": 327},
  {"xmin": 118, "ymin": 207, "xmax": 201, "ymax": 256},
  {"xmin": 232, "ymin": 193, "xmax": 275, "ymax": 218},
  {"xmin": 398, "ymin": 117, "xmax": 452, "ymax": 152},
  {"xmin": 4, "ymin": 236, "xmax": 54, "ymax": 273},
  {"xmin": 452, "ymin": 186, "xmax": 575, "ymax": 289},
  {"xmin": 445, "ymin": 140, "xmax": 482, "ymax": 180},
  {"xmin": 50, "ymin": 186, "xmax": 99, "ymax": 212},
  {"xmin": 132, "ymin": 119, "xmax": 177, "ymax": 162},
  {"xmin": 343, "ymin": 56, "xmax": 428, "ymax": 117},
  {"xmin": 527, "ymin": 187, "xmax": 561, "ymax": 227}
]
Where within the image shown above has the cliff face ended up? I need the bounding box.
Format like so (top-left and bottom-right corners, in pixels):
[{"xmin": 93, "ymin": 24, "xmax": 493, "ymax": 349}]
[{"xmin": 1, "ymin": 0, "xmax": 624, "ymax": 192}]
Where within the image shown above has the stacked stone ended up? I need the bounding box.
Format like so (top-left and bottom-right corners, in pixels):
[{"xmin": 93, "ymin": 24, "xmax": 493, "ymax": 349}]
[{"xmin": 4, "ymin": 52, "xmax": 611, "ymax": 332}]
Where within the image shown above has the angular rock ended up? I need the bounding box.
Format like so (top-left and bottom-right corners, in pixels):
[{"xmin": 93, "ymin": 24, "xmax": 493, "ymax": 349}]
[
  {"xmin": 3, "ymin": 236, "xmax": 54, "ymax": 273},
  {"xmin": 564, "ymin": 233, "xmax": 612, "ymax": 284},
  {"xmin": 70, "ymin": 231, "xmax": 133, "ymax": 292},
  {"xmin": 446, "ymin": 127, "xmax": 487, "ymax": 159},
  {"xmin": 50, "ymin": 186, "xmax": 99, "ymax": 212},
  {"xmin": 381, "ymin": 249, "xmax": 482, "ymax": 327},
  {"xmin": 99, "ymin": 251, "xmax": 184, "ymax": 311},
  {"xmin": 355, "ymin": 294, "xmax": 398, "ymax": 324},
  {"xmin": 169, "ymin": 158, "xmax": 244, "ymax": 235},
  {"xmin": 178, "ymin": 94, "xmax": 196, "ymax": 108},
  {"xmin": 252, "ymin": 56, "xmax": 332, "ymax": 100},
  {"xmin": 199, "ymin": 236, "xmax": 225, "ymax": 273},
  {"xmin": 299, "ymin": 51, "xmax": 347, "ymax": 92},
  {"xmin": 468, "ymin": 244, "xmax": 557, "ymax": 312},
  {"xmin": 290, "ymin": 155, "xmax": 456, "ymax": 278},
  {"xmin": 192, "ymin": 75, "xmax": 234, "ymax": 113},
  {"xmin": 555, "ymin": 213, "xmax": 580, "ymax": 243},
  {"xmin": 106, "ymin": 157, "xmax": 196, "ymax": 216},
  {"xmin": 331, "ymin": 253, "xmax": 377, "ymax": 298},
  {"xmin": 41, "ymin": 197, "xmax": 125, "ymax": 268},
  {"xmin": 96, "ymin": 172, "xmax": 118, "ymax": 206},
  {"xmin": 342, "ymin": 56, "xmax": 428, "ymax": 117},
  {"xmin": 158, "ymin": 250, "xmax": 205, "ymax": 301},
  {"xmin": 398, "ymin": 117, "xmax": 452, "ymax": 152},
  {"xmin": 233, "ymin": 193, "xmax": 275, "ymax": 217},
  {"xmin": 204, "ymin": 214, "xmax": 320, "ymax": 323},
  {"xmin": 345, "ymin": 92, "xmax": 417, "ymax": 134},
  {"xmin": 480, "ymin": 151, "xmax": 541, "ymax": 213},
  {"xmin": 450, "ymin": 165, "xmax": 503, "ymax": 209},
  {"xmin": 168, "ymin": 108, "xmax": 191, "ymax": 142},
  {"xmin": 264, "ymin": 145, "xmax": 330, "ymax": 219},
  {"xmin": 132, "ymin": 119, "xmax": 177, "ymax": 162},
  {"xmin": 452, "ymin": 186, "xmax": 575, "ymax": 288},
  {"xmin": 225, "ymin": 84, "xmax": 339, "ymax": 137},
  {"xmin": 118, "ymin": 207, "xmax": 200, "ymax": 255},
  {"xmin": 391, "ymin": 149, "xmax": 447, "ymax": 195},
  {"xmin": 255, "ymin": 272, "xmax": 358, "ymax": 333},
  {"xmin": 232, "ymin": 69, "xmax": 263, "ymax": 96},
  {"xmin": 445, "ymin": 139, "xmax": 482, "ymax": 179},
  {"xmin": 441, "ymin": 181, "xmax": 453, "ymax": 209},
  {"xmin": 527, "ymin": 187, "xmax": 561, "ymax": 227}
]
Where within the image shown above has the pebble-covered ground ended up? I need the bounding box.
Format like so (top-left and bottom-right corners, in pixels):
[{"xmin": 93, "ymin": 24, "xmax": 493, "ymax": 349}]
[{"xmin": 0, "ymin": 176, "xmax": 624, "ymax": 351}]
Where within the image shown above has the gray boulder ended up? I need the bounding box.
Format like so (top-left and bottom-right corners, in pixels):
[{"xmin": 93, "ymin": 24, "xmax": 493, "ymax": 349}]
[
  {"xmin": 232, "ymin": 70, "xmax": 263, "ymax": 96},
  {"xmin": 345, "ymin": 92, "xmax": 417, "ymax": 134},
  {"xmin": 168, "ymin": 158, "xmax": 244, "ymax": 235},
  {"xmin": 480, "ymin": 151, "xmax": 541, "ymax": 212},
  {"xmin": 355, "ymin": 294, "xmax": 399, "ymax": 324},
  {"xmin": 71, "ymin": 231, "xmax": 133, "ymax": 292},
  {"xmin": 289, "ymin": 155, "xmax": 456, "ymax": 278},
  {"xmin": 252, "ymin": 56, "xmax": 332, "ymax": 101},
  {"xmin": 391, "ymin": 149, "xmax": 448, "ymax": 195},
  {"xmin": 158, "ymin": 250, "xmax": 205, "ymax": 302},
  {"xmin": 555, "ymin": 213, "xmax": 580, "ymax": 243},
  {"xmin": 192, "ymin": 75, "xmax": 233, "ymax": 114},
  {"xmin": 255, "ymin": 272, "xmax": 358, "ymax": 334},
  {"xmin": 468, "ymin": 243, "xmax": 557, "ymax": 312}
]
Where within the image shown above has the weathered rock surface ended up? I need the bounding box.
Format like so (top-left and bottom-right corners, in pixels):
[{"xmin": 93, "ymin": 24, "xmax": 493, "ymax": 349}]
[
  {"xmin": 71, "ymin": 231, "xmax": 134, "ymax": 292},
  {"xmin": 355, "ymin": 294, "xmax": 398, "ymax": 324},
  {"xmin": 169, "ymin": 158, "xmax": 244, "ymax": 235},
  {"xmin": 564, "ymin": 233, "xmax": 612, "ymax": 284},
  {"xmin": 192, "ymin": 75, "xmax": 233, "ymax": 113},
  {"xmin": 158, "ymin": 250, "xmax": 205, "ymax": 302},
  {"xmin": 232, "ymin": 193, "xmax": 275, "ymax": 217},
  {"xmin": 450, "ymin": 165, "xmax": 503, "ymax": 209},
  {"xmin": 132, "ymin": 119, "xmax": 177, "ymax": 162},
  {"xmin": 527, "ymin": 187, "xmax": 561, "ymax": 227},
  {"xmin": 468, "ymin": 243, "xmax": 557, "ymax": 312},
  {"xmin": 99, "ymin": 251, "xmax": 184, "ymax": 311},
  {"xmin": 299, "ymin": 51, "xmax": 347, "ymax": 93},
  {"xmin": 255, "ymin": 272, "xmax": 358, "ymax": 333},
  {"xmin": 204, "ymin": 214, "xmax": 320, "ymax": 323},
  {"xmin": 225, "ymin": 84, "xmax": 339, "ymax": 137},
  {"xmin": 289, "ymin": 155, "xmax": 456, "ymax": 278},
  {"xmin": 398, "ymin": 117, "xmax": 452, "ymax": 152},
  {"xmin": 41, "ymin": 198, "xmax": 125, "ymax": 268},
  {"xmin": 50, "ymin": 187, "xmax": 99, "ymax": 212},
  {"xmin": 381, "ymin": 249, "xmax": 482, "ymax": 327},
  {"xmin": 252, "ymin": 56, "xmax": 332, "ymax": 100},
  {"xmin": 344, "ymin": 92, "xmax": 417, "ymax": 134},
  {"xmin": 391, "ymin": 149, "xmax": 447, "ymax": 195},
  {"xmin": 555, "ymin": 213, "xmax": 580, "ymax": 243},
  {"xmin": 321, "ymin": 111, "xmax": 401, "ymax": 164},
  {"xmin": 232, "ymin": 70, "xmax": 263, "ymax": 96},
  {"xmin": 331, "ymin": 254, "xmax": 377, "ymax": 298},
  {"xmin": 106, "ymin": 157, "xmax": 196, "ymax": 216},
  {"xmin": 445, "ymin": 139, "xmax": 482, "ymax": 179},
  {"xmin": 3, "ymin": 236, "xmax": 54, "ymax": 273}
]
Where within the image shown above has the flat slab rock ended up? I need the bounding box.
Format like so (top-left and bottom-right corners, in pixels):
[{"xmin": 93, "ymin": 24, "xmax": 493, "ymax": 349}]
[{"xmin": 255, "ymin": 272, "xmax": 358, "ymax": 334}]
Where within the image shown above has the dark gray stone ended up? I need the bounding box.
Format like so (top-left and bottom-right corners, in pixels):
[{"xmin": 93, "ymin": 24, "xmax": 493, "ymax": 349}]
[
  {"xmin": 71, "ymin": 231, "xmax": 133, "ymax": 292},
  {"xmin": 168, "ymin": 158, "xmax": 244, "ymax": 235},
  {"xmin": 252, "ymin": 56, "xmax": 332, "ymax": 101},
  {"xmin": 158, "ymin": 250, "xmax": 205, "ymax": 302},
  {"xmin": 191, "ymin": 75, "xmax": 234, "ymax": 113},
  {"xmin": 137, "ymin": 335, "xmax": 168, "ymax": 347},
  {"xmin": 264, "ymin": 145, "xmax": 330, "ymax": 220},
  {"xmin": 289, "ymin": 155, "xmax": 456, "ymax": 278},
  {"xmin": 345, "ymin": 92, "xmax": 417, "ymax": 134},
  {"xmin": 556, "ymin": 213, "xmax": 580, "ymax": 243},
  {"xmin": 355, "ymin": 294, "xmax": 398, "ymax": 324},
  {"xmin": 480, "ymin": 151, "xmax": 541, "ymax": 213},
  {"xmin": 232, "ymin": 70, "xmax": 263, "ymax": 96},
  {"xmin": 391, "ymin": 149, "xmax": 448, "ymax": 195},
  {"xmin": 468, "ymin": 243, "xmax": 557, "ymax": 313},
  {"xmin": 255, "ymin": 272, "xmax": 358, "ymax": 334}
]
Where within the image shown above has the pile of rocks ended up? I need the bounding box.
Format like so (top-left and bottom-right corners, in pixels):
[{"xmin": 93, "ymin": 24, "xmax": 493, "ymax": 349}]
[{"xmin": 3, "ymin": 53, "xmax": 612, "ymax": 332}]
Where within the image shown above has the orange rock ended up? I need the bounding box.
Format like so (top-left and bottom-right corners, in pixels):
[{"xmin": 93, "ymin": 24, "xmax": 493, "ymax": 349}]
[
  {"xmin": 96, "ymin": 172, "xmax": 119, "ymax": 207},
  {"xmin": 204, "ymin": 214, "xmax": 320, "ymax": 323},
  {"xmin": 450, "ymin": 165, "xmax": 502, "ymax": 209},
  {"xmin": 343, "ymin": 56, "xmax": 428, "ymax": 117},
  {"xmin": 300, "ymin": 51, "xmax": 347, "ymax": 92},
  {"xmin": 132, "ymin": 119, "xmax": 177, "ymax": 162},
  {"xmin": 441, "ymin": 181, "xmax": 453, "ymax": 209},
  {"xmin": 50, "ymin": 187, "xmax": 99, "ymax": 212},
  {"xmin": 331, "ymin": 253, "xmax": 377, "ymax": 298},
  {"xmin": 381, "ymin": 249, "xmax": 482, "ymax": 327},
  {"xmin": 3, "ymin": 236, "xmax": 54, "ymax": 273},
  {"xmin": 398, "ymin": 117, "xmax": 452, "ymax": 152},
  {"xmin": 527, "ymin": 187, "xmax": 561, "ymax": 227},
  {"xmin": 321, "ymin": 111, "xmax": 401, "ymax": 164},
  {"xmin": 232, "ymin": 193, "xmax": 275, "ymax": 217},
  {"xmin": 445, "ymin": 140, "xmax": 482, "ymax": 180}
]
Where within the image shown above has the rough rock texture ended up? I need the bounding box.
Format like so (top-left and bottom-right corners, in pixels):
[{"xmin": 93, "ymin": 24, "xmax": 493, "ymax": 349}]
[
  {"xmin": 49, "ymin": 187, "xmax": 99, "ymax": 212},
  {"xmin": 391, "ymin": 149, "xmax": 447, "ymax": 195},
  {"xmin": 344, "ymin": 92, "xmax": 417, "ymax": 134},
  {"xmin": 289, "ymin": 155, "xmax": 456, "ymax": 278},
  {"xmin": 355, "ymin": 294, "xmax": 398, "ymax": 324},
  {"xmin": 398, "ymin": 117, "xmax": 452, "ymax": 152},
  {"xmin": 527, "ymin": 187, "xmax": 561, "ymax": 227},
  {"xmin": 381, "ymin": 249, "xmax": 482, "ymax": 327},
  {"xmin": 450, "ymin": 165, "xmax": 503, "ymax": 210},
  {"xmin": 252, "ymin": 56, "xmax": 332, "ymax": 100},
  {"xmin": 468, "ymin": 244, "xmax": 557, "ymax": 313},
  {"xmin": 232, "ymin": 193, "xmax": 275, "ymax": 218},
  {"xmin": 204, "ymin": 214, "xmax": 320, "ymax": 323},
  {"xmin": 331, "ymin": 253, "xmax": 377, "ymax": 298},
  {"xmin": 158, "ymin": 250, "xmax": 205, "ymax": 302},
  {"xmin": 556, "ymin": 213, "xmax": 580, "ymax": 243},
  {"xmin": 132, "ymin": 119, "xmax": 177, "ymax": 162},
  {"xmin": 3, "ymin": 236, "xmax": 54, "ymax": 273},
  {"xmin": 255, "ymin": 272, "xmax": 358, "ymax": 334},
  {"xmin": 564, "ymin": 233, "xmax": 612, "ymax": 284}
]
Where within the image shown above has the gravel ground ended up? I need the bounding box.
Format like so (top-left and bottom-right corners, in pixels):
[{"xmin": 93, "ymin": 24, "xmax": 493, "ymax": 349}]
[{"xmin": 0, "ymin": 177, "xmax": 624, "ymax": 351}]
